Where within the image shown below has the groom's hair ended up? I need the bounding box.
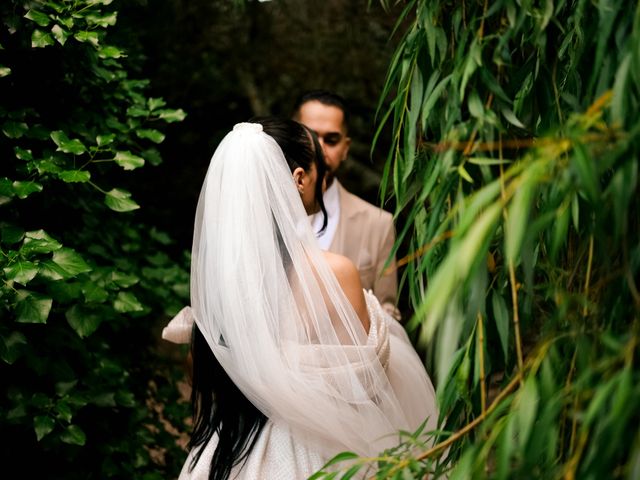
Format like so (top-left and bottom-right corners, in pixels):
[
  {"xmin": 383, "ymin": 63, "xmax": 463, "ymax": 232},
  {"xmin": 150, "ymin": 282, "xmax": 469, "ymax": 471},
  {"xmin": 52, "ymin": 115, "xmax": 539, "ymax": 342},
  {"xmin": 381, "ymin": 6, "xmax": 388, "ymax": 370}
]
[{"xmin": 292, "ymin": 90, "xmax": 350, "ymax": 131}]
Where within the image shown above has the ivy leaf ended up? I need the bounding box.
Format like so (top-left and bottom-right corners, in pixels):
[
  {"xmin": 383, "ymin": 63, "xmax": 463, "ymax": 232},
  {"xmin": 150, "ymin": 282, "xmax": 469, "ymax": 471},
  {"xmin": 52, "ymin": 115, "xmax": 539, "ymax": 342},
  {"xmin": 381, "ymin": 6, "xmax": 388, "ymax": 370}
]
[
  {"xmin": 34, "ymin": 416, "xmax": 55, "ymax": 441},
  {"xmin": 126, "ymin": 106, "xmax": 149, "ymax": 117},
  {"xmin": 1, "ymin": 331, "xmax": 28, "ymax": 364},
  {"xmin": 38, "ymin": 259, "xmax": 74, "ymax": 281},
  {"xmin": 31, "ymin": 30, "xmax": 55, "ymax": 48},
  {"xmin": 51, "ymin": 24, "xmax": 70, "ymax": 45},
  {"xmin": 113, "ymin": 291, "xmax": 144, "ymax": 313},
  {"xmin": 86, "ymin": 12, "xmax": 117, "ymax": 27},
  {"xmin": 114, "ymin": 151, "xmax": 145, "ymax": 170},
  {"xmin": 60, "ymin": 425, "xmax": 86, "ymax": 446},
  {"xmin": 24, "ymin": 10, "xmax": 51, "ymax": 27},
  {"xmin": 148, "ymin": 97, "xmax": 166, "ymax": 111},
  {"xmin": 52, "ymin": 248, "xmax": 91, "ymax": 276},
  {"xmin": 142, "ymin": 147, "xmax": 162, "ymax": 166},
  {"xmin": 115, "ymin": 391, "xmax": 136, "ymax": 407},
  {"xmin": 15, "ymin": 290, "xmax": 53, "ymax": 324},
  {"xmin": 0, "ymin": 177, "xmax": 14, "ymax": 200},
  {"xmin": 1, "ymin": 225, "xmax": 25, "ymax": 244},
  {"xmin": 136, "ymin": 128, "xmax": 165, "ymax": 144},
  {"xmin": 35, "ymin": 160, "xmax": 62, "ymax": 175},
  {"xmin": 12, "ymin": 180, "xmax": 43, "ymax": 199},
  {"xmin": 104, "ymin": 188, "xmax": 140, "ymax": 212},
  {"xmin": 98, "ymin": 45, "xmax": 124, "ymax": 59},
  {"xmin": 0, "ymin": 66, "xmax": 11, "ymax": 77},
  {"xmin": 74, "ymin": 31, "xmax": 99, "ymax": 47},
  {"xmin": 22, "ymin": 230, "xmax": 62, "ymax": 254},
  {"xmin": 2, "ymin": 121, "xmax": 28, "ymax": 139},
  {"xmin": 65, "ymin": 305, "xmax": 102, "ymax": 338},
  {"xmin": 58, "ymin": 170, "xmax": 90, "ymax": 183},
  {"xmin": 15, "ymin": 147, "xmax": 33, "ymax": 161},
  {"xmin": 4, "ymin": 260, "xmax": 39, "ymax": 285},
  {"xmin": 96, "ymin": 134, "xmax": 115, "ymax": 146},
  {"xmin": 111, "ymin": 271, "xmax": 139, "ymax": 288},
  {"xmin": 157, "ymin": 108, "xmax": 187, "ymax": 123},
  {"xmin": 50, "ymin": 131, "xmax": 87, "ymax": 155},
  {"xmin": 81, "ymin": 281, "xmax": 109, "ymax": 303}
]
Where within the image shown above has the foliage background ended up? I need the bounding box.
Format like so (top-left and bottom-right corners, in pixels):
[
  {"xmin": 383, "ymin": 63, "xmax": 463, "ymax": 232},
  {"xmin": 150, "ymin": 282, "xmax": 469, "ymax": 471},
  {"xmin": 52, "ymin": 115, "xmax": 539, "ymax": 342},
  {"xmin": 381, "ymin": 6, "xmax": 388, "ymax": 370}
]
[
  {"xmin": 2, "ymin": 0, "xmax": 639, "ymax": 479},
  {"xmin": 0, "ymin": 0, "xmax": 404, "ymax": 478}
]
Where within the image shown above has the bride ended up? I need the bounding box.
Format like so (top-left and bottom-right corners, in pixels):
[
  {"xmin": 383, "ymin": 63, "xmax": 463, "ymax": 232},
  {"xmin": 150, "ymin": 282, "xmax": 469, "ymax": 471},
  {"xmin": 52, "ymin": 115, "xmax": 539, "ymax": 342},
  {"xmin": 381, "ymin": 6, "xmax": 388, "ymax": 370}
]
[{"xmin": 162, "ymin": 118, "xmax": 438, "ymax": 479}]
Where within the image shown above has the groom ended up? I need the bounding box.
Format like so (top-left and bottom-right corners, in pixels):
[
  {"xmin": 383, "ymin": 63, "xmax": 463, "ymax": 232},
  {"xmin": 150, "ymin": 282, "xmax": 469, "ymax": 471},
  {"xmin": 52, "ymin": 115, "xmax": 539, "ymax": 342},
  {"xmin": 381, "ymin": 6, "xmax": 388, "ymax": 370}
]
[{"xmin": 293, "ymin": 91, "xmax": 400, "ymax": 320}]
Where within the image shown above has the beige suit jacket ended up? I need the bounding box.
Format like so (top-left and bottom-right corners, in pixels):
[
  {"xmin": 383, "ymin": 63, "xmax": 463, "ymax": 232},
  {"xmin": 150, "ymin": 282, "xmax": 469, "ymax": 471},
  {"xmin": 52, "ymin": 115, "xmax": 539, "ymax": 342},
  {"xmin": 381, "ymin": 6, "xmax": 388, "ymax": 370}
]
[{"xmin": 329, "ymin": 182, "xmax": 400, "ymax": 319}]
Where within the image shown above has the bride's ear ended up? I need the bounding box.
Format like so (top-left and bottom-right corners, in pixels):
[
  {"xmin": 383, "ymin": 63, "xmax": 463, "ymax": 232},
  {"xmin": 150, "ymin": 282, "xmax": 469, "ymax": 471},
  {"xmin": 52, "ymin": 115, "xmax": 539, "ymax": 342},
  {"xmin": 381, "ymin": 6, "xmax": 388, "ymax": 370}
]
[{"xmin": 292, "ymin": 167, "xmax": 306, "ymax": 194}]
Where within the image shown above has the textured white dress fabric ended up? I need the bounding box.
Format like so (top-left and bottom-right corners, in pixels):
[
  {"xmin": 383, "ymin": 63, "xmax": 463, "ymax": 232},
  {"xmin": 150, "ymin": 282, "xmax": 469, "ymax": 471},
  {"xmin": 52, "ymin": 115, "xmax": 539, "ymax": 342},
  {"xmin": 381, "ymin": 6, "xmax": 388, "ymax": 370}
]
[
  {"xmin": 173, "ymin": 123, "xmax": 438, "ymax": 479},
  {"xmin": 175, "ymin": 291, "xmax": 437, "ymax": 479}
]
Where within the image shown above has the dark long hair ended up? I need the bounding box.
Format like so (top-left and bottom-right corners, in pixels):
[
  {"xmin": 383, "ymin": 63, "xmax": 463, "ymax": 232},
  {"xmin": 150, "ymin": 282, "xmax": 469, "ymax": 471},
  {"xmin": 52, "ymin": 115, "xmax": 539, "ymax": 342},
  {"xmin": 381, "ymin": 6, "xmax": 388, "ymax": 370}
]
[{"xmin": 188, "ymin": 117, "xmax": 328, "ymax": 480}]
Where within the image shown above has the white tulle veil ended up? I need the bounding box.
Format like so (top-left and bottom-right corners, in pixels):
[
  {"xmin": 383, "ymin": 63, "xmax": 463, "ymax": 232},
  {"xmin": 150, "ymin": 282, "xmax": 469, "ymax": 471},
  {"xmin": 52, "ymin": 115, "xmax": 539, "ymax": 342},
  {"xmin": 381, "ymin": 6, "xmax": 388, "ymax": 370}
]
[{"xmin": 190, "ymin": 122, "xmax": 435, "ymax": 459}]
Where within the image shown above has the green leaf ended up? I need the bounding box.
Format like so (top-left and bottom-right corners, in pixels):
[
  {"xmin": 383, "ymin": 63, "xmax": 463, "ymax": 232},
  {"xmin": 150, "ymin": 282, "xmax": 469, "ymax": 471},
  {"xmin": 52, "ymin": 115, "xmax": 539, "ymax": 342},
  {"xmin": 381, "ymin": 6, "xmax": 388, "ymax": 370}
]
[
  {"xmin": 111, "ymin": 271, "xmax": 139, "ymax": 288},
  {"xmin": 58, "ymin": 170, "xmax": 90, "ymax": 183},
  {"xmin": 505, "ymin": 173, "xmax": 536, "ymax": 263},
  {"xmin": 0, "ymin": 177, "xmax": 14, "ymax": 198},
  {"xmin": 502, "ymin": 108, "xmax": 526, "ymax": 129},
  {"xmin": 0, "ymin": 66, "xmax": 11, "ymax": 77},
  {"xmin": 31, "ymin": 30, "xmax": 55, "ymax": 48},
  {"xmin": 60, "ymin": 425, "xmax": 86, "ymax": 446},
  {"xmin": 148, "ymin": 97, "xmax": 166, "ymax": 111},
  {"xmin": 98, "ymin": 45, "xmax": 124, "ymax": 59},
  {"xmin": 491, "ymin": 292, "xmax": 510, "ymax": 362},
  {"xmin": 35, "ymin": 159, "xmax": 62, "ymax": 174},
  {"xmin": 34, "ymin": 416, "xmax": 55, "ymax": 441},
  {"xmin": 38, "ymin": 259, "xmax": 74, "ymax": 281},
  {"xmin": 2, "ymin": 121, "xmax": 28, "ymax": 139},
  {"xmin": 50, "ymin": 131, "xmax": 86, "ymax": 155},
  {"xmin": 157, "ymin": 108, "xmax": 187, "ymax": 122},
  {"xmin": 516, "ymin": 377, "xmax": 539, "ymax": 449},
  {"xmin": 104, "ymin": 188, "xmax": 140, "ymax": 212},
  {"xmin": 15, "ymin": 290, "xmax": 53, "ymax": 324},
  {"xmin": 15, "ymin": 147, "xmax": 33, "ymax": 161},
  {"xmin": 468, "ymin": 91, "xmax": 484, "ymax": 119},
  {"xmin": 115, "ymin": 390, "xmax": 136, "ymax": 407},
  {"xmin": 113, "ymin": 291, "xmax": 144, "ymax": 313},
  {"xmin": 82, "ymin": 282, "xmax": 109, "ymax": 303},
  {"xmin": 573, "ymin": 143, "xmax": 599, "ymax": 203},
  {"xmin": 12, "ymin": 180, "xmax": 43, "ymax": 199},
  {"xmin": 96, "ymin": 133, "xmax": 115, "ymax": 146},
  {"xmin": 86, "ymin": 12, "xmax": 117, "ymax": 27},
  {"xmin": 65, "ymin": 305, "xmax": 102, "ymax": 338},
  {"xmin": 55, "ymin": 400, "xmax": 73, "ymax": 422},
  {"xmin": 52, "ymin": 248, "xmax": 91, "ymax": 276},
  {"xmin": 22, "ymin": 230, "xmax": 62, "ymax": 254},
  {"xmin": 127, "ymin": 106, "xmax": 149, "ymax": 117},
  {"xmin": 1, "ymin": 225, "xmax": 25, "ymax": 244},
  {"xmin": 74, "ymin": 31, "xmax": 99, "ymax": 47},
  {"xmin": 114, "ymin": 151, "xmax": 145, "ymax": 170},
  {"xmin": 1, "ymin": 331, "xmax": 28, "ymax": 364},
  {"xmin": 136, "ymin": 128, "xmax": 165, "ymax": 144},
  {"xmin": 51, "ymin": 24, "xmax": 70, "ymax": 45},
  {"xmin": 4, "ymin": 260, "xmax": 39, "ymax": 285},
  {"xmin": 25, "ymin": 10, "xmax": 51, "ymax": 27}
]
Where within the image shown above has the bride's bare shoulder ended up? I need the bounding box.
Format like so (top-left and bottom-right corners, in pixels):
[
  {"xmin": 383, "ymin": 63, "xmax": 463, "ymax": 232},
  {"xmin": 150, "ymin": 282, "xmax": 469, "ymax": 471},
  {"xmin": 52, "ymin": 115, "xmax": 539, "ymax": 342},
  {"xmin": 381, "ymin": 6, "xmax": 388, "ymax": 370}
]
[{"xmin": 322, "ymin": 251, "xmax": 370, "ymax": 332}]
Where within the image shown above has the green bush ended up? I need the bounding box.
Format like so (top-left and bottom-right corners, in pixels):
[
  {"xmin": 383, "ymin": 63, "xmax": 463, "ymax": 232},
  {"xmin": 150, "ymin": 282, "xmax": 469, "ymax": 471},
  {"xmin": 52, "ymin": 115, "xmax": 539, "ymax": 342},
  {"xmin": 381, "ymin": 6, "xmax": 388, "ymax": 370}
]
[{"xmin": 1, "ymin": 1, "xmax": 189, "ymax": 477}]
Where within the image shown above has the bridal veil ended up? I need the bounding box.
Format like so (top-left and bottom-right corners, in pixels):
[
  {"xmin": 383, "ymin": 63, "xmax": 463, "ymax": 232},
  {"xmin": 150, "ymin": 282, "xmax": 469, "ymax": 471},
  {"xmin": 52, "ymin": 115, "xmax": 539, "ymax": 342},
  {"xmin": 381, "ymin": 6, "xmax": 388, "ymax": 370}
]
[{"xmin": 189, "ymin": 122, "xmax": 437, "ymax": 459}]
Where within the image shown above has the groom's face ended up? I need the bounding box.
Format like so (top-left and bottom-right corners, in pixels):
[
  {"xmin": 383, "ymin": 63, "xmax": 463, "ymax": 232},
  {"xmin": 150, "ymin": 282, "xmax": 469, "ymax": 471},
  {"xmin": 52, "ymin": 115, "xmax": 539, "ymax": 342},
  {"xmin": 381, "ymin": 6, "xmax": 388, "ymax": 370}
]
[{"xmin": 297, "ymin": 101, "xmax": 350, "ymax": 180}]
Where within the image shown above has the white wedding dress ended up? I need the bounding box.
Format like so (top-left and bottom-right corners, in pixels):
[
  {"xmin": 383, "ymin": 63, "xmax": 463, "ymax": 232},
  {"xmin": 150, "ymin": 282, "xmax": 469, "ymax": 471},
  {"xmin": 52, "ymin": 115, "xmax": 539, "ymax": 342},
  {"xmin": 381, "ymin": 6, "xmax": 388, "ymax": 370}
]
[
  {"xmin": 164, "ymin": 122, "xmax": 439, "ymax": 480},
  {"xmin": 167, "ymin": 291, "xmax": 438, "ymax": 480}
]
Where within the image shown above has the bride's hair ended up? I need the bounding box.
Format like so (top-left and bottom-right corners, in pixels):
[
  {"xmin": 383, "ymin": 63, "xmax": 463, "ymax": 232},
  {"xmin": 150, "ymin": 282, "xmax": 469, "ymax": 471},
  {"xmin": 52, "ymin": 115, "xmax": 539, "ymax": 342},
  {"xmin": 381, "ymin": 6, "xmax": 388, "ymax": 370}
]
[{"xmin": 188, "ymin": 118, "xmax": 328, "ymax": 480}]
